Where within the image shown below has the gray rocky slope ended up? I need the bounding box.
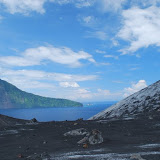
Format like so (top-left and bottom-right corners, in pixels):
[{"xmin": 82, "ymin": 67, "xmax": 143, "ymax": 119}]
[{"xmin": 89, "ymin": 80, "xmax": 160, "ymax": 120}]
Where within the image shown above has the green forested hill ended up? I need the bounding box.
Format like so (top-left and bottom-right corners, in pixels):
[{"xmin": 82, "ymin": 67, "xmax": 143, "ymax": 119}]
[{"xmin": 0, "ymin": 79, "xmax": 83, "ymax": 108}]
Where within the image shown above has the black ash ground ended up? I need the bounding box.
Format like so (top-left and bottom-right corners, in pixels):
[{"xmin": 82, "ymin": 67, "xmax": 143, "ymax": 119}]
[{"xmin": 0, "ymin": 114, "xmax": 160, "ymax": 160}]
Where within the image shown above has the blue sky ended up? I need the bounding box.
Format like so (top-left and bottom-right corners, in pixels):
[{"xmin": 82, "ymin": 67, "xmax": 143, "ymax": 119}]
[{"xmin": 0, "ymin": 0, "xmax": 160, "ymax": 102}]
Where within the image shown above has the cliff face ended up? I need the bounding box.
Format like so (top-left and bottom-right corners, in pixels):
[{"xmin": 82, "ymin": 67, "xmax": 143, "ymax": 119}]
[
  {"xmin": 89, "ymin": 80, "xmax": 160, "ymax": 120},
  {"xmin": 0, "ymin": 79, "xmax": 83, "ymax": 109}
]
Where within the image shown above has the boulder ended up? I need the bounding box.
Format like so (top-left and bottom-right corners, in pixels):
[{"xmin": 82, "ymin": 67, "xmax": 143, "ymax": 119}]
[
  {"xmin": 30, "ymin": 118, "xmax": 38, "ymax": 123},
  {"xmin": 64, "ymin": 128, "xmax": 88, "ymax": 136},
  {"xmin": 78, "ymin": 129, "xmax": 103, "ymax": 145}
]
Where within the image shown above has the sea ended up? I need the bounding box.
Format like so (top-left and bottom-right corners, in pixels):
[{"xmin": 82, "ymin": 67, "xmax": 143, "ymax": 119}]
[{"xmin": 0, "ymin": 101, "xmax": 116, "ymax": 122}]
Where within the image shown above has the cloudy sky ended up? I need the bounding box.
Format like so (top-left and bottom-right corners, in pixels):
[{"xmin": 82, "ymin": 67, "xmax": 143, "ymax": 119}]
[{"xmin": 0, "ymin": 0, "xmax": 159, "ymax": 102}]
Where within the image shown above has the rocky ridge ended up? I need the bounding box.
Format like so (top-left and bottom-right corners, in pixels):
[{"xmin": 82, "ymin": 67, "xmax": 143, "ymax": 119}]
[{"xmin": 89, "ymin": 80, "xmax": 160, "ymax": 120}]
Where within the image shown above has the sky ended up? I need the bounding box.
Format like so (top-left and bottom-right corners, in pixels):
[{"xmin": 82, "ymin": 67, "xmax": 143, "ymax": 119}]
[{"xmin": 0, "ymin": 0, "xmax": 160, "ymax": 102}]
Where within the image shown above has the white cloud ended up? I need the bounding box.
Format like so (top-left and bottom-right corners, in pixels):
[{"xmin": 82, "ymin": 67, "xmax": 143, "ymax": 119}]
[
  {"xmin": 1, "ymin": 0, "xmax": 159, "ymax": 16},
  {"xmin": 89, "ymin": 88, "xmax": 122, "ymax": 101},
  {"xmin": 124, "ymin": 80, "xmax": 147, "ymax": 97},
  {"xmin": 77, "ymin": 15, "xmax": 98, "ymax": 28},
  {"xmin": 111, "ymin": 38, "xmax": 119, "ymax": 46},
  {"xmin": 96, "ymin": 88, "xmax": 110, "ymax": 96},
  {"xmin": 0, "ymin": 0, "xmax": 46, "ymax": 14},
  {"xmin": 82, "ymin": 16, "xmax": 93, "ymax": 24},
  {"xmin": 60, "ymin": 88, "xmax": 92, "ymax": 100},
  {"xmin": 1, "ymin": 67, "xmax": 148, "ymax": 101},
  {"xmin": 95, "ymin": 50, "xmax": 106, "ymax": 54},
  {"xmin": 104, "ymin": 55, "xmax": 119, "ymax": 59},
  {"xmin": 54, "ymin": 0, "xmax": 127, "ymax": 12},
  {"xmin": 0, "ymin": 45, "xmax": 95, "ymax": 68},
  {"xmin": 0, "ymin": 68, "xmax": 98, "ymax": 82},
  {"xmin": 131, "ymin": 0, "xmax": 160, "ymax": 8},
  {"xmin": 0, "ymin": 67, "xmax": 98, "ymax": 99},
  {"xmin": 50, "ymin": 0, "xmax": 93, "ymax": 8},
  {"xmin": 59, "ymin": 82, "xmax": 80, "ymax": 88},
  {"xmin": 112, "ymin": 80, "xmax": 123, "ymax": 84},
  {"xmin": 118, "ymin": 6, "xmax": 160, "ymax": 54},
  {"xmin": 85, "ymin": 31, "xmax": 107, "ymax": 40},
  {"xmin": 3, "ymin": 78, "xmax": 56, "ymax": 90},
  {"xmin": 97, "ymin": 0, "xmax": 127, "ymax": 12},
  {"xmin": 100, "ymin": 62, "xmax": 111, "ymax": 66},
  {"xmin": 66, "ymin": 88, "xmax": 122, "ymax": 101}
]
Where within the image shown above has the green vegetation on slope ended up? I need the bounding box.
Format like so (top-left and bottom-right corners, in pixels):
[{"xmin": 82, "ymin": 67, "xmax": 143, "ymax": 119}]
[{"xmin": 0, "ymin": 79, "xmax": 83, "ymax": 108}]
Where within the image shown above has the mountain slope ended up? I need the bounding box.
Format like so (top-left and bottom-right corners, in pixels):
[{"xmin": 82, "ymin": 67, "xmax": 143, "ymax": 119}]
[
  {"xmin": 89, "ymin": 80, "xmax": 160, "ymax": 120},
  {"xmin": 0, "ymin": 79, "xmax": 83, "ymax": 109}
]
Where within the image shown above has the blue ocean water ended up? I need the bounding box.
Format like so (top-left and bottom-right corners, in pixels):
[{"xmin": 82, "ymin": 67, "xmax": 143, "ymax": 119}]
[{"xmin": 0, "ymin": 102, "xmax": 116, "ymax": 122}]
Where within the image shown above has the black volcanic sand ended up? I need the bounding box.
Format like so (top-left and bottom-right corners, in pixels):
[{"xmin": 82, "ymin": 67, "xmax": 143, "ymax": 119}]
[{"xmin": 0, "ymin": 116, "xmax": 160, "ymax": 160}]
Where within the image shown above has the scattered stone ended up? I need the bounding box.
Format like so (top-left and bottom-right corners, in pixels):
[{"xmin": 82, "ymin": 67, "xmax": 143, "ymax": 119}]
[
  {"xmin": 76, "ymin": 118, "xmax": 83, "ymax": 121},
  {"xmin": 17, "ymin": 154, "xmax": 24, "ymax": 158},
  {"xmin": 149, "ymin": 116, "xmax": 153, "ymax": 120},
  {"xmin": 78, "ymin": 136, "xmax": 88, "ymax": 144},
  {"xmin": 43, "ymin": 141, "xmax": 47, "ymax": 144},
  {"xmin": 74, "ymin": 123, "xmax": 78, "ymax": 126},
  {"xmin": 131, "ymin": 154, "xmax": 146, "ymax": 160},
  {"xmin": 27, "ymin": 152, "xmax": 51, "ymax": 160},
  {"xmin": 64, "ymin": 128, "xmax": 88, "ymax": 136},
  {"xmin": 83, "ymin": 143, "xmax": 88, "ymax": 149},
  {"xmin": 78, "ymin": 129, "xmax": 103, "ymax": 145},
  {"xmin": 30, "ymin": 118, "xmax": 38, "ymax": 123},
  {"xmin": 88, "ymin": 129, "xmax": 103, "ymax": 145}
]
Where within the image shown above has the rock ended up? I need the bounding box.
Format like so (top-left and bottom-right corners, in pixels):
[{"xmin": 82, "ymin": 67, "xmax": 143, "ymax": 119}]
[
  {"xmin": 76, "ymin": 118, "xmax": 83, "ymax": 121},
  {"xmin": 17, "ymin": 154, "xmax": 24, "ymax": 158},
  {"xmin": 88, "ymin": 129, "xmax": 103, "ymax": 145},
  {"xmin": 43, "ymin": 141, "xmax": 47, "ymax": 144},
  {"xmin": 64, "ymin": 128, "xmax": 88, "ymax": 136},
  {"xmin": 130, "ymin": 154, "xmax": 145, "ymax": 160},
  {"xmin": 78, "ymin": 129, "xmax": 103, "ymax": 145},
  {"xmin": 77, "ymin": 136, "xmax": 88, "ymax": 144},
  {"xmin": 27, "ymin": 152, "xmax": 51, "ymax": 160},
  {"xmin": 83, "ymin": 143, "xmax": 88, "ymax": 149},
  {"xmin": 30, "ymin": 118, "xmax": 38, "ymax": 123}
]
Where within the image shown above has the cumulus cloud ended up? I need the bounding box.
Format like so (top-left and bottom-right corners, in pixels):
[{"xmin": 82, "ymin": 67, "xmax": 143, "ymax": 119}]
[
  {"xmin": 1, "ymin": 0, "xmax": 159, "ymax": 16},
  {"xmin": 66, "ymin": 88, "xmax": 122, "ymax": 101},
  {"xmin": 131, "ymin": 0, "xmax": 160, "ymax": 8},
  {"xmin": 97, "ymin": 0, "xmax": 127, "ymax": 12},
  {"xmin": 59, "ymin": 82, "xmax": 80, "ymax": 88},
  {"xmin": 0, "ymin": 67, "xmax": 98, "ymax": 99},
  {"xmin": 118, "ymin": 6, "xmax": 160, "ymax": 54},
  {"xmin": 0, "ymin": 68, "xmax": 98, "ymax": 82},
  {"xmin": 0, "ymin": 0, "xmax": 46, "ymax": 14},
  {"xmin": 123, "ymin": 80, "xmax": 147, "ymax": 97},
  {"xmin": 0, "ymin": 45, "xmax": 95, "ymax": 68},
  {"xmin": 0, "ymin": 0, "xmax": 93, "ymax": 15}
]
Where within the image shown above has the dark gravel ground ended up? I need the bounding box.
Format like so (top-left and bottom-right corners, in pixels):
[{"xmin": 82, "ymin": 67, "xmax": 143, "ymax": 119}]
[{"xmin": 0, "ymin": 115, "xmax": 160, "ymax": 160}]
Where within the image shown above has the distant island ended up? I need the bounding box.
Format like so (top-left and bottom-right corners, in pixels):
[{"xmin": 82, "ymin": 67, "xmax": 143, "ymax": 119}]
[{"xmin": 0, "ymin": 79, "xmax": 83, "ymax": 109}]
